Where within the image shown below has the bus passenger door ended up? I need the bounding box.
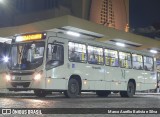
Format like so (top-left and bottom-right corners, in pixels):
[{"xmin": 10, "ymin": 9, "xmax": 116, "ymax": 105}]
[{"xmin": 45, "ymin": 37, "xmax": 67, "ymax": 90}]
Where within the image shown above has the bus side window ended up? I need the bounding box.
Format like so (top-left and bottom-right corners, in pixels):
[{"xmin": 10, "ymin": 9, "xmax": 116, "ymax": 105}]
[
  {"xmin": 69, "ymin": 48, "xmax": 80, "ymax": 62},
  {"xmin": 119, "ymin": 52, "xmax": 131, "ymax": 69},
  {"xmin": 132, "ymin": 54, "xmax": 143, "ymax": 70},
  {"xmin": 88, "ymin": 46, "xmax": 103, "ymax": 65},
  {"xmin": 68, "ymin": 42, "xmax": 87, "ymax": 63},
  {"xmin": 104, "ymin": 49, "xmax": 118, "ymax": 67},
  {"xmin": 89, "ymin": 54, "xmax": 98, "ymax": 64},
  {"xmin": 46, "ymin": 44, "xmax": 64, "ymax": 70},
  {"xmin": 144, "ymin": 56, "xmax": 154, "ymax": 71}
]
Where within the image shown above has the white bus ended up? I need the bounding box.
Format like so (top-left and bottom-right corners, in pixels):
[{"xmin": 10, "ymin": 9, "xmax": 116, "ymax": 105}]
[
  {"xmin": 0, "ymin": 38, "xmax": 11, "ymax": 90},
  {"xmin": 6, "ymin": 31, "xmax": 157, "ymax": 98}
]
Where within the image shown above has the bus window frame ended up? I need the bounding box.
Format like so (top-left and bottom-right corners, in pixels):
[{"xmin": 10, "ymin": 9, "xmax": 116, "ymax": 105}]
[
  {"xmin": 68, "ymin": 41, "xmax": 87, "ymax": 63},
  {"xmin": 143, "ymin": 55, "xmax": 154, "ymax": 71},
  {"xmin": 132, "ymin": 53, "xmax": 144, "ymax": 70},
  {"xmin": 104, "ymin": 48, "xmax": 119, "ymax": 67},
  {"xmin": 87, "ymin": 44, "xmax": 104, "ymax": 65},
  {"xmin": 118, "ymin": 51, "xmax": 132, "ymax": 69}
]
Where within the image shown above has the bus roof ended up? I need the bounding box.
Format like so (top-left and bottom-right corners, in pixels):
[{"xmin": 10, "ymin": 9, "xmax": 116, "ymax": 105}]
[
  {"xmin": 54, "ymin": 32, "xmax": 155, "ymax": 57},
  {"xmin": 12, "ymin": 31, "xmax": 155, "ymax": 57}
]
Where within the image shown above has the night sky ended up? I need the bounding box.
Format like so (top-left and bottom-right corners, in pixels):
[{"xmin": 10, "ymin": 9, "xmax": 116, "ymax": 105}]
[{"xmin": 130, "ymin": 0, "xmax": 160, "ymax": 29}]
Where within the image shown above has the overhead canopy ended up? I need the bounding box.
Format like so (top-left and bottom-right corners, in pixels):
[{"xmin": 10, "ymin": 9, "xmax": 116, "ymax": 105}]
[
  {"xmin": 0, "ymin": 37, "xmax": 12, "ymax": 44},
  {"xmin": 0, "ymin": 15, "xmax": 160, "ymax": 56}
]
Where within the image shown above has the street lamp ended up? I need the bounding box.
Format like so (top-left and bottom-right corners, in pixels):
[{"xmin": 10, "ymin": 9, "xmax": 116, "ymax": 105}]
[{"xmin": 0, "ymin": 0, "xmax": 3, "ymax": 3}]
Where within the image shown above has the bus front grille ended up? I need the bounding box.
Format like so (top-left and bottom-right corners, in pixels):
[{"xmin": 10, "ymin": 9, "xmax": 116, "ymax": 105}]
[
  {"xmin": 11, "ymin": 82, "xmax": 30, "ymax": 88},
  {"xmin": 10, "ymin": 72, "xmax": 34, "ymax": 76}
]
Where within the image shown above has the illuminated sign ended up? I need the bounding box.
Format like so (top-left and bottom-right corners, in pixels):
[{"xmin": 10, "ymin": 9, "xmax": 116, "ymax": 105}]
[{"xmin": 16, "ymin": 33, "xmax": 46, "ymax": 42}]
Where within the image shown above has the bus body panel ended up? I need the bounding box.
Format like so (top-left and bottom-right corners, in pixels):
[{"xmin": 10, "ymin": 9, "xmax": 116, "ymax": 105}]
[
  {"xmin": 108, "ymin": 67, "xmax": 126, "ymax": 90},
  {"xmin": 104, "ymin": 66, "xmax": 111, "ymax": 90},
  {"xmin": 143, "ymin": 71, "xmax": 157, "ymax": 90},
  {"xmin": 7, "ymin": 32, "xmax": 157, "ymax": 93}
]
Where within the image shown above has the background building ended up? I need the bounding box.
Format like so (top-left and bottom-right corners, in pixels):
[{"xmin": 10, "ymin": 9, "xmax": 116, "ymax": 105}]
[
  {"xmin": 90, "ymin": 0, "xmax": 129, "ymax": 31},
  {"xmin": 0, "ymin": 0, "xmax": 129, "ymax": 32}
]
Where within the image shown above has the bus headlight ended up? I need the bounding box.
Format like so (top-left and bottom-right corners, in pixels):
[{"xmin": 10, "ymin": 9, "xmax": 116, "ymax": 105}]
[
  {"xmin": 34, "ymin": 73, "xmax": 41, "ymax": 81},
  {"xmin": 6, "ymin": 74, "xmax": 11, "ymax": 81}
]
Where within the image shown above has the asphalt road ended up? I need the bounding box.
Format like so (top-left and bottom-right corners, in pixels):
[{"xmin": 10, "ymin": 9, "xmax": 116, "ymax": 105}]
[{"xmin": 0, "ymin": 93, "xmax": 160, "ymax": 117}]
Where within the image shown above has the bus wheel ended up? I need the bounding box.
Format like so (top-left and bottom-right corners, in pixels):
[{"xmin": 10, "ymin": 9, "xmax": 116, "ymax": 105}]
[
  {"xmin": 64, "ymin": 79, "xmax": 79, "ymax": 98},
  {"xmin": 96, "ymin": 91, "xmax": 111, "ymax": 97},
  {"xmin": 120, "ymin": 82, "xmax": 135, "ymax": 97},
  {"xmin": 34, "ymin": 90, "xmax": 47, "ymax": 97}
]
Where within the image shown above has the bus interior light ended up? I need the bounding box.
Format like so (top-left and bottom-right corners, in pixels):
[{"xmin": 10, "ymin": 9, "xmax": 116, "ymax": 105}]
[
  {"xmin": 150, "ymin": 50, "xmax": 158, "ymax": 54},
  {"xmin": 66, "ymin": 31, "xmax": 80, "ymax": 37},
  {"xmin": 116, "ymin": 42, "xmax": 125, "ymax": 47}
]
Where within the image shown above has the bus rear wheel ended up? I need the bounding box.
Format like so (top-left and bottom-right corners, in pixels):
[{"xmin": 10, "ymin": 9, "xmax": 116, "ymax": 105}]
[
  {"xmin": 64, "ymin": 79, "xmax": 80, "ymax": 98},
  {"xmin": 34, "ymin": 90, "xmax": 47, "ymax": 97},
  {"xmin": 120, "ymin": 82, "xmax": 135, "ymax": 97},
  {"xmin": 96, "ymin": 91, "xmax": 111, "ymax": 97}
]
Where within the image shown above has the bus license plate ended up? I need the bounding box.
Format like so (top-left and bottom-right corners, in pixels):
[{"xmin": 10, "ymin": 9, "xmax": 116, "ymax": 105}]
[
  {"xmin": 15, "ymin": 77, "xmax": 21, "ymax": 81},
  {"xmin": 17, "ymin": 86, "xmax": 23, "ymax": 88}
]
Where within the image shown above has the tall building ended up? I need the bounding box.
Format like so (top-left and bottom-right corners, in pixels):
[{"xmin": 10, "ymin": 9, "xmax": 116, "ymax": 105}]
[{"xmin": 90, "ymin": 0, "xmax": 129, "ymax": 32}]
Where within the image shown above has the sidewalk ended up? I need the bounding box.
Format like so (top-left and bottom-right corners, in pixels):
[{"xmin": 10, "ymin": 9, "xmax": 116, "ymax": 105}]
[
  {"xmin": 136, "ymin": 92, "xmax": 160, "ymax": 95},
  {"xmin": 0, "ymin": 90, "xmax": 160, "ymax": 97},
  {"xmin": 0, "ymin": 90, "xmax": 34, "ymax": 96}
]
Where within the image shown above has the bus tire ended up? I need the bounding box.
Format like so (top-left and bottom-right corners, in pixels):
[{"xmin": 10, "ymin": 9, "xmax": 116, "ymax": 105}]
[
  {"xmin": 120, "ymin": 81, "xmax": 135, "ymax": 97},
  {"xmin": 96, "ymin": 91, "xmax": 111, "ymax": 97},
  {"xmin": 120, "ymin": 91, "xmax": 127, "ymax": 97},
  {"xmin": 64, "ymin": 79, "xmax": 79, "ymax": 98},
  {"xmin": 34, "ymin": 90, "xmax": 47, "ymax": 97}
]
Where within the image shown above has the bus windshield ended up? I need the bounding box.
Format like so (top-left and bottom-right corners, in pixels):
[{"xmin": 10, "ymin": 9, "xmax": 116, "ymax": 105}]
[{"xmin": 9, "ymin": 42, "xmax": 45, "ymax": 70}]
